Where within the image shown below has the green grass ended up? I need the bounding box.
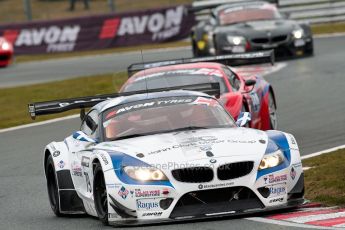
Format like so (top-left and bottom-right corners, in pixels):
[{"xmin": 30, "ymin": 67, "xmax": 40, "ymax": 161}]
[
  {"xmin": 312, "ymin": 22, "xmax": 345, "ymax": 34},
  {"xmin": 0, "ymin": 72, "xmax": 127, "ymax": 129},
  {"xmin": 303, "ymin": 149, "xmax": 345, "ymax": 206}
]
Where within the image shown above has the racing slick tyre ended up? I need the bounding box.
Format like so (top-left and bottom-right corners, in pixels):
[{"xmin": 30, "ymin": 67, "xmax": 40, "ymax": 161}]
[
  {"xmin": 46, "ymin": 155, "xmax": 63, "ymax": 217},
  {"xmin": 268, "ymin": 91, "xmax": 278, "ymax": 130},
  {"xmin": 94, "ymin": 162, "xmax": 109, "ymax": 225}
]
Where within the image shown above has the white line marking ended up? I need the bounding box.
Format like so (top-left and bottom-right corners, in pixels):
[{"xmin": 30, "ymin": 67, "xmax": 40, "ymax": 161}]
[
  {"xmin": 301, "ymin": 145, "xmax": 345, "ymax": 160},
  {"xmin": 246, "ymin": 217, "xmax": 338, "ymax": 229},
  {"xmin": 286, "ymin": 211, "xmax": 345, "ymax": 224},
  {"xmin": 0, "ymin": 114, "xmax": 79, "ymax": 134}
]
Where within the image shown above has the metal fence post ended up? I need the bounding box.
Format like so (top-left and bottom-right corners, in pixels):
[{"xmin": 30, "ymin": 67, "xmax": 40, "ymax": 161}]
[
  {"xmin": 23, "ymin": 0, "xmax": 32, "ymax": 21},
  {"xmin": 108, "ymin": 0, "xmax": 116, "ymax": 12}
]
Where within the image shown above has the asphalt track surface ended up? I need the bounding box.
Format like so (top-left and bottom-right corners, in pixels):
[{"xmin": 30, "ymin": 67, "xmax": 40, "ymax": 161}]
[{"xmin": 0, "ymin": 36, "xmax": 345, "ymax": 229}]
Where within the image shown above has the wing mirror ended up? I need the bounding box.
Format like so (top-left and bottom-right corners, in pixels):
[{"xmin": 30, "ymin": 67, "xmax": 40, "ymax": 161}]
[
  {"xmin": 236, "ymin": 112, "xmax": 251, "ymax": 127},
  {"xmin": 245, "ymin": 79, "xmax": 256, "ymax": 87},
  {"xmin": 72, "ymin": 131, "xmax": 97, "ymax": 143}
]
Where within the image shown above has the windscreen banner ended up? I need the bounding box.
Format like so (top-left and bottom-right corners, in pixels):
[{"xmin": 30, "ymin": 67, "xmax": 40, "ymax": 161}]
[{"xmin": 0, "ymin": 5, "xmax": 195, "ymax": 55}]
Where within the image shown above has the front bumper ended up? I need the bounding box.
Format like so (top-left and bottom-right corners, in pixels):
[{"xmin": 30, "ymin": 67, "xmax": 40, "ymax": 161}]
[
  {"xmin": 106, "ymin": 162, "xmax": 305, "ymax": 226},
  {"xmin": 109, "ymin": 197, "xmax": 305, "ymax": 226},
  {"xmin": 216, "ymin": 36, "xmax": 313, "ymax": 58}
]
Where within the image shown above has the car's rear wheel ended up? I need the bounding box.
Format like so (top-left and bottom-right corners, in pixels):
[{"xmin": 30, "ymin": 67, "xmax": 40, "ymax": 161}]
[
  {"xmin": 46, "ymin": 155, "xmax": 63, "ymax": 216},
  {"xmin": 268, "ymin": 92, "xmax": 278, "ymax": 130},
  {"xmin": 94, "ymin": 162, "xmax": 109, "ymax": 225}
]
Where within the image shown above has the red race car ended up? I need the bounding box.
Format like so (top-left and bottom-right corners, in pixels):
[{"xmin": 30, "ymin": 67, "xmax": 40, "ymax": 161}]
[
  {"xmin": 121, "ymin": 51, "xmax": 277, "ymax": 130},
  {"xmin": 0, "ymin": 37, "xmax": 14, "ymax": 67}
]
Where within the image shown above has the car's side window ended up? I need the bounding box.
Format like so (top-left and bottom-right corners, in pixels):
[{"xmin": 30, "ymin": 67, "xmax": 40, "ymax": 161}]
[
  {"xmin": 223, "ymin": 67, "xmax": 241, "ymax": 92},
  {"xmin": 80, "ymin": 110, "xmax": 99, "ymax": 138}
]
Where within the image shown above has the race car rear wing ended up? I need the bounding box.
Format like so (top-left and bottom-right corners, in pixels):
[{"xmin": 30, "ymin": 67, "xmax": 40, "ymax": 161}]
[
  {"xmin": 190, "ymin": 0, "xmax": 279, "ymax": 13},
  {"xmin": 127, "ymin": 50, "xmax": 274, "ymax": 77},
  {"xmin": 28, "ymin": 82, "xmax": 220, "ymax": 119}
]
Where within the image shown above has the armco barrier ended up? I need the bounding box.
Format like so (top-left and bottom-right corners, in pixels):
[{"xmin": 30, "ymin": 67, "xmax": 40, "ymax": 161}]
[
  {"xmin": 280, "ymin": 0, "xmax": 345, "ymax": 24},
  {"xmin": 0, "ymin": 5, "xmax": 195, "ymax": 55},
  {"xmin": 193, "ymin": 0, "xmax": 345, "ymax": 24}
]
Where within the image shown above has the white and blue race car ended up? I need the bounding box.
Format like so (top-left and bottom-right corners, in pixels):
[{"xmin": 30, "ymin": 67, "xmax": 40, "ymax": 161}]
[{"xmin": 28, "ymin": 85, "xmax": 304, "ymax": 226}]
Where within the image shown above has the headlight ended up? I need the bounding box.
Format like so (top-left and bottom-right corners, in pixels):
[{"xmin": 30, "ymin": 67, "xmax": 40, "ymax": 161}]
[
  {"xmin": 1, "ymin": 42, "xmax": 11, "ymax": 51},
  {"xmin": 123, "ymin": 166, "xmax": 168, "ymax": 181},
  {"xmin": 258, "ymin": 150, "xmax": 285, "ymax": 170},
  {"xmin": 292, "ymin": 29, "xmax": 303, "ymax": 39},
  {"xmin": 227, "ymin": 36, "xmax": 246, "ymax": 45}
]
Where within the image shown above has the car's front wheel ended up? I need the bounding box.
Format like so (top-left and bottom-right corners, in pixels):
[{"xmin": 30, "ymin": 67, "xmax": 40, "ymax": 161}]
[
  {"xmin": 46, "ymin": 155, "xmax": 63, "ymax": 216},
  {"xmin": 94, "ymin": 162, "xmax": 109, "ymax": 225}
]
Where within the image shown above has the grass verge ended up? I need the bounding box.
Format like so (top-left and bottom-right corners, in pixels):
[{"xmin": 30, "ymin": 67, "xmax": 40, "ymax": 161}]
[
  {"xmin": 303, "ymin": 149, "xmax": 345, "ymax": 206},
  {"xmin": 0, "ymin": 72, "xmax": 127, "ymax": 129},
  {"xmin": 311, "ymin": 22, "xmax": 345, "ymax": 35}
]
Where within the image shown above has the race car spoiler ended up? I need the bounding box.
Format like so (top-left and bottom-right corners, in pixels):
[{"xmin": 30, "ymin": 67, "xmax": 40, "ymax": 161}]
[
  {"xmin": 127, "ymin": 50, "xmax": 274, "ymax": 77},
  {"xmin": 190, "ymin": 0, "xmax": 279, "ymax": 13},
  {"xmin": 28, "ymin": 82, "xmax": 220, "ymax": 119}
]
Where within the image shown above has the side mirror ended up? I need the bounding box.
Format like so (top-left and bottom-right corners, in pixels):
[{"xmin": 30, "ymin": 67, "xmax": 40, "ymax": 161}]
[
  {"xmin": 236, "ymin": 112, "xmax": 251, "ymax": 127},
  {"xmin": 245, "ymin": 79, "xmax": 256, "ymax": 87},
  {"xmin": 72, "ymin": 131, "xmax": 97, "ymax": 143}
]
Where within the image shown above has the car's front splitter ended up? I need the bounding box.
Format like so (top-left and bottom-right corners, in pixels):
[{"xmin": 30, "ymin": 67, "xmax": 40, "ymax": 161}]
[{"xmin": 108, "ymin": 198, "xmax": 305, "ymax": 226}]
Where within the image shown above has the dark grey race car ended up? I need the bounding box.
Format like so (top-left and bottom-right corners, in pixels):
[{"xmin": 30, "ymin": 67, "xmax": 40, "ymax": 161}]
[{"xmin": 191, "ymin": 1, "xmax": 314, "ymax": 58}]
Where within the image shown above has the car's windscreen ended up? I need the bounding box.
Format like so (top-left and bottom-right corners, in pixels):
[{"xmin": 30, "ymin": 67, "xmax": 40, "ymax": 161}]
[
  {"xmin": 122, "ymin": 68, "xmax": 228, "ymax": 94},
  {"xmin": 218, "ymin": 7, "xmax": 281, "ymax": 25},
  {"xmin": 102, "ymin": 96, "xmax": 235, "ymax": 141}
]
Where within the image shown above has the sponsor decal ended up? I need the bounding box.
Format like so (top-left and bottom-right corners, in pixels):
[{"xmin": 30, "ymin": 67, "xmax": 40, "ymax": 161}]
[
  {"xmin": 142, "ymin": 212, "xmax": 163, "ymax": 217},
  {"xmin": 292, "ymin": 162, "xmax": 302, "ymax": 168},
  {"xmin": 209, "ymin": 159, "xmax": 217, "ymax": 164},
  {"xmin": 198, "ymin": 182, "xmax": 234, "ymax": 190},
  {"xmin": 290, "ymin": 135, "xmax": 296, "ymax": 145},
  {"xmin": 100, "ymin": 6, "xmax": 184, "ymax": 41},
  {"xmin": 71, "ymin": 162, "xmax": 83, "ymax": 177},
  {"xmin": 148, "ymin": 138, "xmax": 255, "ymax": 155},
  {"xmin": 162, "ymin": 188, "xmax": 170, "ymax": 195},
  {"xmin": 53, "ymin": 150, "xmax": 60, "ymax": 157},
  {"xmin": 290, "ymin": 167, "xmax": 296, "ymax": 180},
  {"xmin": 103, "ymin": 98, "xmax": 194, "ymax": 121},
  {"xmin": 58, "ymin": 160, "xmax": 65, "ymax": 169},
  {"xmin": 264, "ymin": 174, "xmax": 287, "ymax": 184},
  {"xmin": 269, "ymin": 197, "xmax": 284, "ymax": 203},
  {"xmin": 136, "ymin": 153, "xmax": 145, "ymax": 158},
  {"xmin": 11, "ymin": 25, "xmax": 80, "ymax": 53},
  {"xmin": 106, "ymin": 183, "xmax": 121, "ymax": 189},
  {"xmin": 200, "ymin": 145, "xmax": 212, "ymax": 151},
  {"xmin": 118, "ymin": 186, "xmax": 129, "ymax": 199},
  {"xmin": 136, "ymin": 199, "xmax": 160, "ymax": 211},
  {"xmin": 81, "ymin": 156, "xmax": 90, "ymax": 167},
  {"xmin": 269, "ymin": 185, "xmax": 286, "ymax": 197},
  {"xmin": 134, "ymin": 189, "xmax": 160, "ymax": 198},
  {"xmin": 193, "ymin": 97, "xmax": 219, "ymax": 107},
  {"xmin": 99, "ymin": 153, "xmax": 109, "ymax": 165},
  {"xmin": 259, "ymin": 139, "xmax": 266, "ymax": 144}
]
